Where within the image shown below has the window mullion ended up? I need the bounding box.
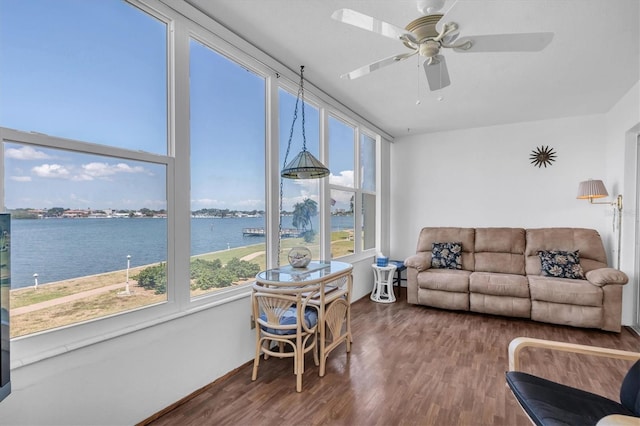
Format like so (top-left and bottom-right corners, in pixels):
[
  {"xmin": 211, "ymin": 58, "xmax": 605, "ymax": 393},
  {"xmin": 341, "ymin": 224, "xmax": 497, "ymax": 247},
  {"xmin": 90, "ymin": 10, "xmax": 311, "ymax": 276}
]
[{"xmin": 171, "ymin": 20, "xmax": 191, "ymax": 307}]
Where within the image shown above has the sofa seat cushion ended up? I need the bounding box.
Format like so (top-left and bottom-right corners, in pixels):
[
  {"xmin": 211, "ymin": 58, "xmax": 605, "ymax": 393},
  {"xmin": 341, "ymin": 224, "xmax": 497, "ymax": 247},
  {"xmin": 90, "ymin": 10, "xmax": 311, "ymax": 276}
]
[
  {"xmin": 417, "ymin": 288, "xmax": 469, "ymax": 311},
  {"xmin": 417, "ymin": 269, "xmax": 471, "ymax": 292},
  {"xmin": 532, "ymin": 300, "xmax": 603, "ymax": 329},
  {"xmin": 470, "ymin": 272, "xmax": 530, "ymax": 298},
  {"xmin": 529, "ymin": 275, "xmax": 602, "ymax": 307},
  {"xmin": 471, "ymin": 293, "xmax": 531, "ymax": 318}
]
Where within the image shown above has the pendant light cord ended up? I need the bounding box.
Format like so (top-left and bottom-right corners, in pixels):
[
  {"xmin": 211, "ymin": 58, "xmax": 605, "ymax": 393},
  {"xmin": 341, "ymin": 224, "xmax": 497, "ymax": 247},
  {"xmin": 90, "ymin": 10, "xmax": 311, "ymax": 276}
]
[
  {"xmin": 278, "ymin": 66, "xmax": 306, "ymax": 264},
  {"xmin": 300, "ymin": 66, "xmax": 307, "ymax": 151}
]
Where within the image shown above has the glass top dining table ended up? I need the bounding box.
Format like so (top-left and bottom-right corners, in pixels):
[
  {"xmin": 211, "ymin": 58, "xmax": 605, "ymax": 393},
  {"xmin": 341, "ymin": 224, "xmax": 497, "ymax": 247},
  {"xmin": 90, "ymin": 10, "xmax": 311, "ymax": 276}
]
[
  {"xmin": 255, "ymin": 261, "xmax": 352, "ymax": 287},
  {"xmin": 254, "ymin": 260, "xmax": 353, "ymax": 377}
]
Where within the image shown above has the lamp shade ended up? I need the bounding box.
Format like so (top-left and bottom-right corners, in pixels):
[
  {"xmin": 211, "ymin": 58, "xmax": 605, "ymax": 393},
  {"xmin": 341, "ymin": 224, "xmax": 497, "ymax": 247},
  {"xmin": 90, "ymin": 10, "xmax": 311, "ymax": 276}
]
[
  {"xmin": 281, "ymin": 149, "xmax": 330, "ymax": 179},
  {"xmin": 576, "ymin": 179, "xmax": 608, "ymax": 200}
]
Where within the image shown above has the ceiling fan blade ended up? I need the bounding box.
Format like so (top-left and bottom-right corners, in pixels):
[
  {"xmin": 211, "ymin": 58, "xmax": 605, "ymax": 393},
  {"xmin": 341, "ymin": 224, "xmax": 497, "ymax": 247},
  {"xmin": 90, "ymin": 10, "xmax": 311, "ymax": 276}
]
[
  {"xmin": 453, "ymin": 32, "xmax": 554, "ymax": 52},
  {"xmin": 331, "ymin": 9, "xmax": 417, "ymax": 44},
  {"xmin": 423, "ymin": 55, "xmax": 451, "ymax": 91},
  {"xmin": 341, "ymin": 51, "xmax": 417, "ymax": 80}
]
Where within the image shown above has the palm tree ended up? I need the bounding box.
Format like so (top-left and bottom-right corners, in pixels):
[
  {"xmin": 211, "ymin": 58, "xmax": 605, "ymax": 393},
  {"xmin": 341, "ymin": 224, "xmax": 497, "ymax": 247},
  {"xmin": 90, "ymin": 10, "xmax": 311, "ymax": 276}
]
[
  {"xmin": 292, "ymin": 198, "xmax": 317, "ymax": 231},
  {"xmin": 292, "ymin": 198, "xmax": 318, "ymax": 242}
]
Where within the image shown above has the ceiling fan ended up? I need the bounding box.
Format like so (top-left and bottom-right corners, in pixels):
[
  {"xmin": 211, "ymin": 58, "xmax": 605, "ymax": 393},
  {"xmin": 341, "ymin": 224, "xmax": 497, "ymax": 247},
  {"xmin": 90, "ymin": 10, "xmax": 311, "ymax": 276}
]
[{"xmin": 331, "ymin": 3, "xmax": 554, "ymax": 91}]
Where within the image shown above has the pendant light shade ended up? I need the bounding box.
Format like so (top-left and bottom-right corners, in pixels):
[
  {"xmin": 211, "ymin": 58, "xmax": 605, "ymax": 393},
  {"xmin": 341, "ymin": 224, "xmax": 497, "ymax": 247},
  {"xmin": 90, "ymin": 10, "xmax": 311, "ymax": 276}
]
[
  {"xmin": 281, "ymin": 150, "xmax": 330, "ymax": 179},
  {"xmin": 281, "ymin": 65, "xmax": 330, "ymax": 180}
]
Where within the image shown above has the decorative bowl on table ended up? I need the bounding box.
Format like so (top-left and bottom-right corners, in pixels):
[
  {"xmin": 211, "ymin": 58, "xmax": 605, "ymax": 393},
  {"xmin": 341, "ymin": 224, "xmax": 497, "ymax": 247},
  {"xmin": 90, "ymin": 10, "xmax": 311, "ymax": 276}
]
[{"xmin": 288, "ymin": 246, "xmax": 312, "ymax": 268}]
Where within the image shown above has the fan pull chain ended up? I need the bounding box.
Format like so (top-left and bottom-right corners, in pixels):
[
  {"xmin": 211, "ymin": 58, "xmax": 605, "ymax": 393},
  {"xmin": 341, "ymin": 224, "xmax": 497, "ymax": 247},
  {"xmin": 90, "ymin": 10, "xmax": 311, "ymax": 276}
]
[
  {"xmin": 437, "ymin": 57, "xmax": 444, "ymax": 102},
  {"xmin": 415, "ymin": 55, "xmax": 422, "ymax": 105}
]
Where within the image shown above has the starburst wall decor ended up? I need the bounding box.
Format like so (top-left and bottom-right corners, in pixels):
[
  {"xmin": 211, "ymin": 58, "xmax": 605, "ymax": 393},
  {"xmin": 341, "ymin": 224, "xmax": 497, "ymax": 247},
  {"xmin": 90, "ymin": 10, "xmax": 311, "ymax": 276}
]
[{"xmin": 529, "ymin": 145, "xmax": 557, "ymax": 168}]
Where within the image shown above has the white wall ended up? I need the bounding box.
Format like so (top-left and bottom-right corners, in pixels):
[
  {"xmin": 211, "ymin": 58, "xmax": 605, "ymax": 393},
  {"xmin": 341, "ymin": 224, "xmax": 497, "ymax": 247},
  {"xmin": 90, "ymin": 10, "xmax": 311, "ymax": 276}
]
[
  {"xmin": 390, "ymin": 87, "xmax": 639, "ymax": 326},
  {"xmin": 391, "ymin": 114, "xmax": 609, "ymax": 258},
  {"xmin": 605, "ymin": 81, "xmax": 640, "ymax": 325}
]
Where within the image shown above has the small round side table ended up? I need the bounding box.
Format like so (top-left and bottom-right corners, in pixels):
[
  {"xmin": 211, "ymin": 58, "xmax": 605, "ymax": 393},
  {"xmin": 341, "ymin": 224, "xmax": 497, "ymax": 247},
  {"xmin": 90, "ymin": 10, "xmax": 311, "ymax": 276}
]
[{"xmin": 370, "ymin": 264, "xmax": 397, "ymax": 303}]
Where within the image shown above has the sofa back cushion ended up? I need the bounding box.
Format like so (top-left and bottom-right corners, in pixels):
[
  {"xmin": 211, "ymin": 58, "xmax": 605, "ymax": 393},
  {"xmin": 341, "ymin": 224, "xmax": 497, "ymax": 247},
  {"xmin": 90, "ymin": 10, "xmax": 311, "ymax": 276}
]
[
  {"xmin": 474, "ymin": 228, "xmax": 526, "ymax": 275},
  {"xmin": 525, "ymin": 228, "xmax": 608, "ymax": 275},
  {"xmin": 416, "ymin": 227, "xmax": 475, "ymax": 271}
]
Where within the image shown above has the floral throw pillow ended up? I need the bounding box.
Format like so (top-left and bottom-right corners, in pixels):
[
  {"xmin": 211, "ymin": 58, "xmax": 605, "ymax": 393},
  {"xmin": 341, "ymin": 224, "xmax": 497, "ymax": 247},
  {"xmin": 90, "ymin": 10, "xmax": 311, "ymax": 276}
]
[
  {"xmin": 431, "ymin": 242, "xmax": 463, "ymax": 269},
  {"xmin": 538, "ymin": 250, "xmax": 585, "ymax": 279}
]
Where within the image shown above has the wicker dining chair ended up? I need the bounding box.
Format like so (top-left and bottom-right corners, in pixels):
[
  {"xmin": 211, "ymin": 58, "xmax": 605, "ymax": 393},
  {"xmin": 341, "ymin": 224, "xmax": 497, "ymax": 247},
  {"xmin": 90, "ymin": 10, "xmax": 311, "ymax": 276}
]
[{"xmin": 251, "ymin": 284, "xmax": 320, "ymax": 392}]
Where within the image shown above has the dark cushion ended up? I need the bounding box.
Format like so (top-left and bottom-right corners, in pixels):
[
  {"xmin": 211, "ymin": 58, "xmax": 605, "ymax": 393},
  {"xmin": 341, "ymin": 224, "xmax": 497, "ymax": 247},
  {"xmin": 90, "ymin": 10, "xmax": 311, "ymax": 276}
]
[
  {"xmin": 390, "ymin": 260, "xmax": 406, "ymax": 271},
  {"xmin": 260, "ymin": 306, "xmax": 318, "ymax": 335},
  {"xmin": 620, "ymin": 360, "xmax": 640, "ymax": 415},
  {"xmin": 431, "ymin": 242, "xmax": 462, "ymax": 270},
  {"xmin": 505, "ymin": 371, "xmax": 636, "ymax": 426},
  {"xmin": 538, "ymin": 250, "xmax": 585, "ymax": 279}
]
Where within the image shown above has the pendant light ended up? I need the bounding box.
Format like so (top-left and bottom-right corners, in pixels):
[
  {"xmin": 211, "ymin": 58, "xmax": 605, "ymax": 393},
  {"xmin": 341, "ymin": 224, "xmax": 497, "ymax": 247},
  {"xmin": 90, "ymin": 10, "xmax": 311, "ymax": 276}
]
[{"xmin": 281, "ymin": 66, "xmax": 330, "ymax": 179}]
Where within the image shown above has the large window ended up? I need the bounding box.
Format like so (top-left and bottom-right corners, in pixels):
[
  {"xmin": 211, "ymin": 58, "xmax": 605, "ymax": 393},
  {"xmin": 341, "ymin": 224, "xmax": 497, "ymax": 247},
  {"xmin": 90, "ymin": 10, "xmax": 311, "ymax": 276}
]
[
  {"xmin": 0, "ymin": 0, "xmax": 380, "ymax": 358},
  {"xmin": 360, "ymin": 133, "xmax": 377, "ymax": 251},
  {"xmin": 189, "ymin": 39, "xmax": 266, "ymax": 298},
  {"xmin": 0, "ymin": 1, "xmax": 169, "ymax": 337},
  {"xmin": 328, "ymin": 116, "xmax": 377, "ymax": 258},
  {"xmin": 329, "ymin": 116, "xmax": 356, "ymax": 256}
]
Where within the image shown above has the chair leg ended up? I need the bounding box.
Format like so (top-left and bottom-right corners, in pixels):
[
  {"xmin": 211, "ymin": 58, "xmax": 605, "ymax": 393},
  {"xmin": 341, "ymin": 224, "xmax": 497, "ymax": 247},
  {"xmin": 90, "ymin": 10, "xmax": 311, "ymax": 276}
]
[
  {"xmin": 296, "ymin": 339, "xmax": 303, "ymax": 392},
  {"xmin": 346, "ymin": 304, "xmax": 352, "ymax": 351},
  {"xmin": 252, "ymin": 337, "xmax": 263, "ymax": 381},
  {"xmin": 313, "ymin": 333, "xmax": 319, "ymax": 367},
  {"xmin": 263, "ymin": 339, "xmax": 270, "ymax": 360}
]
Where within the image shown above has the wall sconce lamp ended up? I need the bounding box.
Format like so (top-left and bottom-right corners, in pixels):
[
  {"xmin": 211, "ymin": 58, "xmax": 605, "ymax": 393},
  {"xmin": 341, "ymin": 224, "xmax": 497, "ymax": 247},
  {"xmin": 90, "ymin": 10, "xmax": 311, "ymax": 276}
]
[{"xmin": 576, "ymin": 179, "xmax": 623, "ymax": 269}]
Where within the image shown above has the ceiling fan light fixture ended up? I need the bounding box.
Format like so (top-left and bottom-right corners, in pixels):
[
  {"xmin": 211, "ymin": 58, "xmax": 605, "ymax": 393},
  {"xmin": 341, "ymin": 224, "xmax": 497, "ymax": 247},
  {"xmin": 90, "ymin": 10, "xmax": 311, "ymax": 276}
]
[{"xmin": 420, "ymin": 41, "xmax": 440, "ymax": 57}]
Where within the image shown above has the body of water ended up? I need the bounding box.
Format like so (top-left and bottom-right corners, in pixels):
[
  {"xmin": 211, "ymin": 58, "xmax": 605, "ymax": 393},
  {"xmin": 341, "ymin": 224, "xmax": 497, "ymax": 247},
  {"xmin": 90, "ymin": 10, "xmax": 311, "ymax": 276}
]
[{"xmin": 10, "ymin": 215, "xmax": 354, "ymax": 289}]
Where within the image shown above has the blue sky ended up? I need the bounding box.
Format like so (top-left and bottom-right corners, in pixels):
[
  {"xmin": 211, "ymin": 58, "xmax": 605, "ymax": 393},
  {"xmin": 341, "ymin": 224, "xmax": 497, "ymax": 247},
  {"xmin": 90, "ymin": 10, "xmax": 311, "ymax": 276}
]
[{"xmin": 0, "ymin": 0, "xmax": 354, "ymax": 212}]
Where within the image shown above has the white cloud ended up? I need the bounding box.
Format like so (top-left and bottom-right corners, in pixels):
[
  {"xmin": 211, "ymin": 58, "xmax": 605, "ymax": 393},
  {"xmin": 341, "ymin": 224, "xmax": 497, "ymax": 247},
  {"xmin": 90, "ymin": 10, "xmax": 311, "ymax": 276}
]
[
  {"xmin": 10, "ymin": 176, "xmax": 31, "ymax": 182},
  {"xmin": 329, "ymin": 170, "xmax": 354, "ymax": 188},
  {"xmin": 5, "ymin": 146, "xmax": 52, "ymax": 160},
  {"xmin": 81, "ymin": 162, "xmax": 117, "ymax": 177},
  {"xmin": 30, "ymin": 162, "xmax": 149, "ymax": 182},
  {"xmin": 81, "ymin": 162, "xmax": 147, "ymax": 179},
  {"xmin": 32, "ymin": 164, "xmax": 72, "ymax": 179}
]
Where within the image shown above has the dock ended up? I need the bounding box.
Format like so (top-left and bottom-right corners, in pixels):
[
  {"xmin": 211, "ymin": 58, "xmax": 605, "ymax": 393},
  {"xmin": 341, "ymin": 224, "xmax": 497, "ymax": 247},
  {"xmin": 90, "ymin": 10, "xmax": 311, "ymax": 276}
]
[{"xmin": 242, "ymin": 227, "xmax": 301, "ymax": 238}]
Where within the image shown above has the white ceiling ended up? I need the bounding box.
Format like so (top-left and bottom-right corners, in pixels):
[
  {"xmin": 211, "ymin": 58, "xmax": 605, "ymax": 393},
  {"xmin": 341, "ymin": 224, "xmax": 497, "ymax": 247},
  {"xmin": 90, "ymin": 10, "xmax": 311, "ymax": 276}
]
[{"xmin": 184, "ymin": 0, "xmax": 639, "ymax": 138}]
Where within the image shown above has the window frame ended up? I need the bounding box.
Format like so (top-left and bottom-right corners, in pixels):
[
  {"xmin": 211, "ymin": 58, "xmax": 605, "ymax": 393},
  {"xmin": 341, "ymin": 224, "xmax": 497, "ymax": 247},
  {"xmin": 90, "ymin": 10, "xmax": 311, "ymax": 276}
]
[
  {"xmin": 326, "ymin": 112, "xmax": 378, "ymax": 261},
  {"xmin": 186, "ymin": 31, "xmax": 268, "ymax": 300}
]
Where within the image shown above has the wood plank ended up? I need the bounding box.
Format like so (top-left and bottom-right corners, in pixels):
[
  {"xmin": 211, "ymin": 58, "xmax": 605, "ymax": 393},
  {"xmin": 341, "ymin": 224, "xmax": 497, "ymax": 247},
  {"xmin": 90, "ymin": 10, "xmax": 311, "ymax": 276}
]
[{"xmin": 141, "ymin": 287, "xmax": 640, "ymax": 426}]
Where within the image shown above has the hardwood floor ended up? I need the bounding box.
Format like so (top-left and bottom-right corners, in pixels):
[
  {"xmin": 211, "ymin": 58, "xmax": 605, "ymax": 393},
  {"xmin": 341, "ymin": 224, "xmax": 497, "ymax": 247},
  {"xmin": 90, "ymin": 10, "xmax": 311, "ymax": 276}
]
[{"xmin": 143, "ymin": 288, "xmax": 640, "ymax": 425}]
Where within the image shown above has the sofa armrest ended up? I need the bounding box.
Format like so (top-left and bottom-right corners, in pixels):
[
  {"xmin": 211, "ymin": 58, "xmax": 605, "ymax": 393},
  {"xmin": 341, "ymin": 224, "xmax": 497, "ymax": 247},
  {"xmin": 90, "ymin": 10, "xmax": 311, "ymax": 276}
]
[
  {"xmin": 404, "ymin": 253, "xmax": 431, "ymax": 272},
  {"xmin": 585, "ymin": 268, "xmax": 629, "ymax": 287}
]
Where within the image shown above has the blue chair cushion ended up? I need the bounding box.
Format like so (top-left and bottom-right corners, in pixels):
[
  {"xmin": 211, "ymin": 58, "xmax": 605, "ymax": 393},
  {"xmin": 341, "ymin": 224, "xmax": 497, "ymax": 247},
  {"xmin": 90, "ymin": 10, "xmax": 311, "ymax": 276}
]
[
  {"xmin": 506, "ymin": 370, "xmax": 637, "ymax": 426},
  {"xmin": 260, "ymin": 306, "xmax": 318, "ymax": 335}
]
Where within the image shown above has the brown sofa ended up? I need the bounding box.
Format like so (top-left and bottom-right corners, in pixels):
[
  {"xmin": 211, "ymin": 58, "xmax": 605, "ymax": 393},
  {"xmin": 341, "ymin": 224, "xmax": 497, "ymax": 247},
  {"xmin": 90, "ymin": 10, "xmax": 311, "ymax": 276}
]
[{"xmin": 404, "ymin": 227, "xmax": 629, "ymax": 332}]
